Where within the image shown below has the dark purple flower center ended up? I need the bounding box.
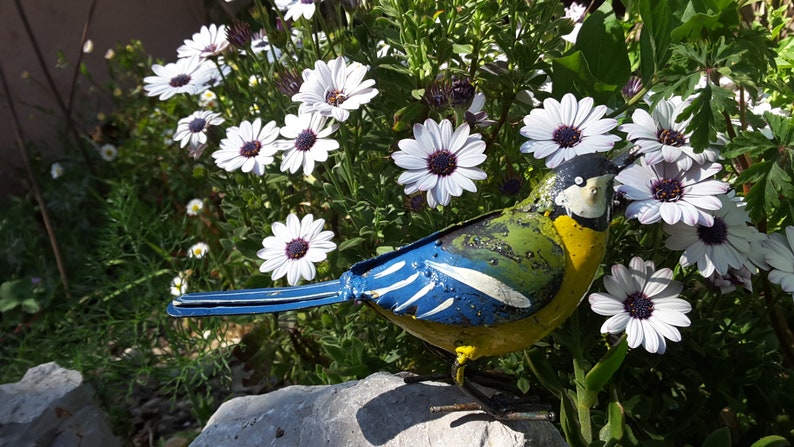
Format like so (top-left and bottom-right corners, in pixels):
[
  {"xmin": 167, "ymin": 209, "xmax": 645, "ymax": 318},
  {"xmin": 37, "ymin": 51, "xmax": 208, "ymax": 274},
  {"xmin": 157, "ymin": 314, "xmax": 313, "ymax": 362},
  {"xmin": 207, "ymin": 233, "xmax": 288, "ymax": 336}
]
[
  {"xmin": 652, "ymin": 178, "xmax": 683, "ymax": 202},
  {"xmin": 552, "ymin": 125, "xmax": 582, "ymax": 148},
  {"xmin": 301, "ymin": 0, "xmax": 314, "ymax": 3},
  {"xmin": 624, "ymin": 291, "xmax": 654, "ymax": 319},
  {"xmin": 203, "ymin": 43, "xmax": 218, "ymax": 55},
  {"xmin": 657, "ymin": 128, "xmax": 686, "ymax": 147},
  {"xmin": 188, "ymin": 117, "xmax": 207, "ymax": 133},
  {"xmin": 240, "ymin": 141, "xmax": 261, "ymax": 157},
  {"xmin": 697, "ymin": 216, "xmax": 728, "ymax": 245},
  {"xmin": 427, "ymin": 150, "xmax": 457, "ymax": 176},
  {"xmin": 325, "ymin": 89, "xmax": 347, "ymax": 106},
  {"xmin": 169, "ymin": 74, "xmax": 191, "ymax": 88},
  {"xmin": 295, "ymin": 130, "xmax": 317, "ymax": 151},
  {"xmin": 285, "ymin": 238, "xmax": 309, "ymax": 259}
]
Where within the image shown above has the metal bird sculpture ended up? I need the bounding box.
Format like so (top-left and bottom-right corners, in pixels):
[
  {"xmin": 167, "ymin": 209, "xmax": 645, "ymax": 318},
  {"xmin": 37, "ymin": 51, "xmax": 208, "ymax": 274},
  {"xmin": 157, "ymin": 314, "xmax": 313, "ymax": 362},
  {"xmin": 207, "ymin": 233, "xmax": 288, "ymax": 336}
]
[{"xmin": 168, "ymin": 153, "xmax": 624, "ymax": 419}]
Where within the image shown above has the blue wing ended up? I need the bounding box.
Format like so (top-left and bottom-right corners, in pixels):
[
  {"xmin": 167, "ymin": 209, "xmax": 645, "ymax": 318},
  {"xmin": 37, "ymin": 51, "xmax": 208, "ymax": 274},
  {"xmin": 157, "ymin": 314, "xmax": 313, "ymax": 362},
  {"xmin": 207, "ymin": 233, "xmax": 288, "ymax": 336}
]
[{"xmin": 349, "ymin": 211, "xmax": 565, "ymax": 326}]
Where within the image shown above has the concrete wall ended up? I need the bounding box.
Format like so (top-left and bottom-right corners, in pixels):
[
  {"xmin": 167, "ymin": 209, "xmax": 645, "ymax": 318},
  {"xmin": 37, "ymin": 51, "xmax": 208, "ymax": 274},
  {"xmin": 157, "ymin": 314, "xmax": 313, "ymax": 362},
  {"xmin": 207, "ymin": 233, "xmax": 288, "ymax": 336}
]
[{"xmin": 0, "ymin": 0, "xmax": 211, "ymax": 197}]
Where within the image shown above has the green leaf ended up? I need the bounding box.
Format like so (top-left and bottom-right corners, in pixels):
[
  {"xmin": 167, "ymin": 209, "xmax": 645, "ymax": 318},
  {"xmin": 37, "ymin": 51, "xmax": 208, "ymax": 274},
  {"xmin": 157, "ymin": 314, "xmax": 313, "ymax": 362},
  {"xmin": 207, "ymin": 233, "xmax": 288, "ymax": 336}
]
[
  {"xmin": 574, "ymin": 5, "xmax": 630, "ymax": 95},
  {"xmin": 723, "ymin": 130, "xmax": 776, "ymax": 159},
  {"xmin": 598, "ymin": 397, "xmax": 625, "ymax": 444},
  {"xmin": 638, "ymin": 0, "xmax": 677, "ymax": 82},
  {"xmin": 582, "ymin": 335, "xmax": 628, "ymax": 407},
  {"xmin": 701, "ymin": 426, "xmax": 731, "ymax": 447},
  {"xmin": 749, "ymin": 435, "xmax": 790, "ymax": 447},
  {"xmin": 560, "ymin": 389, "xmax": 589, "ymax": 447},
  {"xmin": 671, "ymin": 1, "xmax": 740, "ymax": 41},
  {"xmin": 525, "ymin": 348, "xmax": 563, "ymax": 398},
  {"xmin": 338, "ymin": 237, "xmax": 365, "ymax": 252}
]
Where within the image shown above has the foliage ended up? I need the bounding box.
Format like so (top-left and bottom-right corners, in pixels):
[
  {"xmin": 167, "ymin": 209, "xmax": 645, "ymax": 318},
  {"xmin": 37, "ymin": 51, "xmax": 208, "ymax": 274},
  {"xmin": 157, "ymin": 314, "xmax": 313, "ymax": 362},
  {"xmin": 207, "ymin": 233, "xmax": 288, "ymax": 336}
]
[{"xmin": 2, "ymin": 0, "xmax": 794, "ymax": 445}]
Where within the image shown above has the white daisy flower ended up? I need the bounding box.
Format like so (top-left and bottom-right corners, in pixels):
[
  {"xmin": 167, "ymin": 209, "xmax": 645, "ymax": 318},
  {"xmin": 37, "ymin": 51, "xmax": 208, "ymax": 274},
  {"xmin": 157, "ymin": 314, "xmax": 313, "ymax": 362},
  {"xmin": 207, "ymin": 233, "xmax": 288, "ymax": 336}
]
[
  {"xmin": 663, "ymin": 195, "xmax": 767, "ymax": 277},
  {"xmin": 589, "ymin": 257, "xmax": 691, "ymax": 354},
  {"xmin": 188, "ymin": 242, "xmax": 210, "ymax": 259},
  {"xmin": 763, "ymin": 226, "xmax": 794, "ymax": 296},
  {"xmin": 257, "ymin": 214, "xmax": 337, "ymax": 286},
  {"xmin": 616, "ymin": 159, "xmax": 728, "ymax": 226},
  {"xmin": 186, "ymin": 198, "xmax": 204, "ymax": 216},
  {"xmin": 620, "ymin": 97, "xmax": 719, "ymax": 170},
  {"xmin": 173, "ymin": 110, "xmax": 225, "ymax": 148},
  {"xmin": 212, "ymin": 118, "xmax": 280, "ymax": 175},
  {"xmin": 292, "ymin": 56, "xmax": 379, "ymax": 122},
  {"xmin": 465, "ymin": 92, "xmax": 496, "ymax": 128},
  {"xmin": 275, "ymin": 0, "xmax": 323, "ymax": 21},
  {"xmin": 143, "ymin": 57, "xmax": 213, "ymax": 100},
  {"xmin": 50, "ymin": 162, "xmax": 64, "ymax": 179},
  {"xmin": 99, "ymin": 143, "xmax": 118, "ymax": 161},
  {"xmin": 276, "ymin": 112, "xmax": 339, "ymax": 176},
  {"xmin": 177, "ymin": 24, "xmax": 229, "ymax": 59},
  {"xmin": 519, "ymin": 93, "xmax": 620, "ymax": 169},
  {"xmin": 251, "ymin": 30, "xmax": 282, "ymax": 62},
  {"xmin": 170, "ymin": 273, "xmax": 188, "ymax": 296},
  {"xmin": 392, "ymin": 119, "xmax": 487, "ymax": 208},
  {"xmin": 562, "ymin": 2, "xmax": 586, "ymax": 43},
  {"xmin": 709, "ymin": 266, "xmax": 754, "ymax": 294}
]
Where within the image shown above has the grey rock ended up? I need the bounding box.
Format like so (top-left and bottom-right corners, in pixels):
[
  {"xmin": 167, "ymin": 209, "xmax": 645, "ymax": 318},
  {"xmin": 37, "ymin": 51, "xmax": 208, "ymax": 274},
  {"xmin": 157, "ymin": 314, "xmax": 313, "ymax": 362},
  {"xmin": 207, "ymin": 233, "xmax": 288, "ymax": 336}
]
[
  {"xmin": 191, "ymin": 372, "xmax": 567, "ymax": 447},
  {"xmin": 0, "ymin": 362, "xmax": 121, "ymax": 447}
]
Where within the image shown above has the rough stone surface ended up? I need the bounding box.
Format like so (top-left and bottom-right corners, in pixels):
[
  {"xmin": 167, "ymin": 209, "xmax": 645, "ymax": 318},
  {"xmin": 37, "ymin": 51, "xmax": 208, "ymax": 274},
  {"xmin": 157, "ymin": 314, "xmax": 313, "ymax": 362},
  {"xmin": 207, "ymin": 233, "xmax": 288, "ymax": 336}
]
[
  {"xmin": 191, "ymin": 372, "xmax": 568, "ymax": 447},
  {"xmin": 0, "ymin": 362, "xmax": 121, "ymax": 447}
]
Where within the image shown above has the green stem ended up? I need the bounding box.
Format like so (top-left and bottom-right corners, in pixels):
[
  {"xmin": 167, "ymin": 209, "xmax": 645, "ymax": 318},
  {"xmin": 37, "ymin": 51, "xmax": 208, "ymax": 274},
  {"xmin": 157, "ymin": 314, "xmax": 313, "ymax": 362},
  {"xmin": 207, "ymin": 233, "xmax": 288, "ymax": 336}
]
[{"xmin": 570, "ymin": 310, "xmax": 593, "ymax": 444}]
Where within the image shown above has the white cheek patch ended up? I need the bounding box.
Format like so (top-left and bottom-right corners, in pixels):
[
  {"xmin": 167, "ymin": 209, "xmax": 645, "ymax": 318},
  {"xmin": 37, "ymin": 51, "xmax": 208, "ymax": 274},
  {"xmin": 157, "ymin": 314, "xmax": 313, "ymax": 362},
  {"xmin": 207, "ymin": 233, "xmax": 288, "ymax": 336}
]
[{"xmin": 555, "ymin": 174, "xmax": 613, "ymax": 219}]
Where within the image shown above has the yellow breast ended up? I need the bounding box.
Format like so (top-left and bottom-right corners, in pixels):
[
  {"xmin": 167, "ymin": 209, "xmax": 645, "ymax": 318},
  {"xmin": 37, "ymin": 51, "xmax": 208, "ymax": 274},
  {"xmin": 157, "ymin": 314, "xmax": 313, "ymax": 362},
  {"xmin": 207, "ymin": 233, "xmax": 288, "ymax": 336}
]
[{"xmin": 369, "ymin": 214, "xmax": 608, "ymax": 360}]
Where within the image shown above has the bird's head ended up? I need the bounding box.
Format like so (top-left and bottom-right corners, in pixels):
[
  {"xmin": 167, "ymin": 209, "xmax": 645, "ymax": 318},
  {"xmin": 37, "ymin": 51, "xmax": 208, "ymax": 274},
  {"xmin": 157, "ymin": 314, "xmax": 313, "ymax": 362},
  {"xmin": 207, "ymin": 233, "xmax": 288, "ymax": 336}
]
[{"xmin": 528, "ymin": 153, "xmax": 631, "ymax": 231}]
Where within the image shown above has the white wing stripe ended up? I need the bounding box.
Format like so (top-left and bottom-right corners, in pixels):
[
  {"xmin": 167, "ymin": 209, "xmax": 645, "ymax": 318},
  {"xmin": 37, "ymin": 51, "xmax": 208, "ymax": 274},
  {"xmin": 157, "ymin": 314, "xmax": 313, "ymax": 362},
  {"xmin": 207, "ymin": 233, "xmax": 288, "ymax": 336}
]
[
  {"xmin": 425, "ymin": 261, "xmax": 532, "ymax": 308},
  {"xmin": 416, "ymin": 297, "xmax": 455, "ymax": 319},
  {"xmin": 373, "ymin": 260, "xmax": 406, "ymax": 279},
  {"xmin": 367, "ymin": 272, "xmax": 420, "ymax": 298},
  {"xmin": 394, "ymin": 281, "xmax": 435, "ymax": 312}
]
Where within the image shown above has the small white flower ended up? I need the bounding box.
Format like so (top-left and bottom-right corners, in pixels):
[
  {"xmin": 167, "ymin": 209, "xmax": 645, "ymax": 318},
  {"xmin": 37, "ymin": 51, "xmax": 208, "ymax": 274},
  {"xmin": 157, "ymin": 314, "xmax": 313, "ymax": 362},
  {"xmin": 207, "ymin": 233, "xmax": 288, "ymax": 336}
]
[
  {"xmin": 50, "ymin": 162, "xmax": 64, "ymax": 179},
  {"xmin": 616, "ymin": 159, "xmax": 728, "ymax": 226},
  {"xmin": 589, "ymin": 257, "xmax": 692, "ymax": 354},
  {"xmin": 143, "ymin": 57, "xmax": 213, "ymax": 100},
  {"xmin": 173, "ymin": 110, "xmax": 225, "ymax": 148},
  {"xmin": 82, "ymin": 39, "xmax": 94, "ymax": 54},
  {"xmin": 393, "ymin": 119, "xmax": 487, "ymax": 208},
  {"xmin": 663, "ymin": 195, "xmax": 767, "ymax": 277},
  {"xmin": 258, "ymin": 214, "xmax": 337, "ymax": 286},
  {"xmin": 198, "ymin": 90, "xmax": 218, "ymax": 108},
  {"xmin": 99, "ymin": 144, "xmax": 118, "ymax": 161},
  {"xmin": 275, "ymin": 0, "xmax": 324, "ymax": 21},
  {"xmin": 276, "ymin": 112, "xmax": 339, "ymax": 176},
  {"xmin": 170, "ymin": 273, "xmax": 188, "ymax": 296},
  {"xmin": 186, "ymin": 198, "xmax": 204, "ymax": 216},
  {"xmin": 519, "ymin": 93, "xmax": 620, "ymax": 168},
  {"xmin": 620, "ymin": 97, "xmax": 718, "ymax": 170},
  {"xmin": 763, "ymin": 226, "xmax": 794, "ymax": 296},
  {"xmin": 212, "ymin": 118, "xmax": 280, "ymax": 175},
  {"xmin": 188, "ymin": 242, "xmax": 210, "ymax": 259},
  {"xmin": 292, "ymin": 56, "xmax": 379, "ymax": 122},
  {"xmin": 177, "ymin": 24, "xmax": 229, "ymax": 59}
]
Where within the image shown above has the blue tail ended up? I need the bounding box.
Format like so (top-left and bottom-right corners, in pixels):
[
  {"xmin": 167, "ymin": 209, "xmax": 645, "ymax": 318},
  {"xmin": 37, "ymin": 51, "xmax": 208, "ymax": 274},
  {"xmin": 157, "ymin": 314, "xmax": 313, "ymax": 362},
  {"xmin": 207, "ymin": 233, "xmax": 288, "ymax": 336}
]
[{"xmin": 167, "ymin": 279, "xmax": 349, "ymax": 317}]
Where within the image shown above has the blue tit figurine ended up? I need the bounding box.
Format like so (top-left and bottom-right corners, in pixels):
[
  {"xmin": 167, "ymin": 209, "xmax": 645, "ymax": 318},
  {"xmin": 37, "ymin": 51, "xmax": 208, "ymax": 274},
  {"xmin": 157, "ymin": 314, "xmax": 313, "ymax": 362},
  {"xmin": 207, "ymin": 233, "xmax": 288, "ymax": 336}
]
[{"xmin": 168, "ymin": 153, "xmax": 625, "ymax": 419}]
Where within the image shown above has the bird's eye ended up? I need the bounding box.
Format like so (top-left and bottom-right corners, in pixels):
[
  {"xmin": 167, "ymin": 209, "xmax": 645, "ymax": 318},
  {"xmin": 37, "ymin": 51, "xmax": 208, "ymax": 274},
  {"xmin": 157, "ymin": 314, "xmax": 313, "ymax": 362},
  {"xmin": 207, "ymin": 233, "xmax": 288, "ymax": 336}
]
[
  {"xmin": 590, "ymin": 187, "xmax": 599, "ymax": 196},
  {"xmin": 574, "ymin": 176, "xmax": 584, "ymax": 186}
]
